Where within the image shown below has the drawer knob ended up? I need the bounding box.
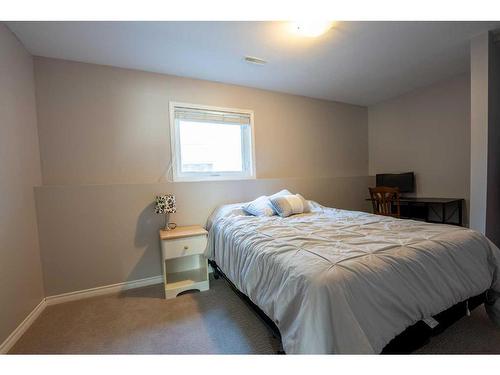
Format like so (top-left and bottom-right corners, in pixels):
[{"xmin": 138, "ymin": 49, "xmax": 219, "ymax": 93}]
[{"xmin": 184, "ymin": 245, "xmax": 189, "ymax": 250}]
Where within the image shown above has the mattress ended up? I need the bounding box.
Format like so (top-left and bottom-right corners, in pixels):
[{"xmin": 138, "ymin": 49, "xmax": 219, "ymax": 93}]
[{"xmin": 205, "ymin": 202, "xmax": 500, "ymax": 354}]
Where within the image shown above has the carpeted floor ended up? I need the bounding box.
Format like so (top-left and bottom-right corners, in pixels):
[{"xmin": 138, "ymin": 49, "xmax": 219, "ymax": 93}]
[{"xmin": 9, "ymin": 276, "xmax": 500, "ymax": 354}]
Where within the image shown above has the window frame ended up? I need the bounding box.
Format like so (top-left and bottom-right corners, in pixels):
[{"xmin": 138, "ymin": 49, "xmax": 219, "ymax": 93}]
[{"xmin": 169, "ymin": 101, "xmax": 256, "ymax": 182}]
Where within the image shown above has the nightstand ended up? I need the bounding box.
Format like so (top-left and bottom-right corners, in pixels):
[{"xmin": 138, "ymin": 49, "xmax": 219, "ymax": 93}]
[{"xmin": 159, "ymin": 225, "xmax": 209, "ymax": 299}]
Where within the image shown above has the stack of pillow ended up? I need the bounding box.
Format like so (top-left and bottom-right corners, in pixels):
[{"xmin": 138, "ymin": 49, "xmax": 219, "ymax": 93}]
[{"xmin": 243, "ymin": 189, "xmax": 311, "ymax": 218}]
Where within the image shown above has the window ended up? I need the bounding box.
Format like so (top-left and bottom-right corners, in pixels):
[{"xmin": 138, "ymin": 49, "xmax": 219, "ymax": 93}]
[{"xmin": 169, "ymin": 102, "xmax": 255, "ymax": 182}]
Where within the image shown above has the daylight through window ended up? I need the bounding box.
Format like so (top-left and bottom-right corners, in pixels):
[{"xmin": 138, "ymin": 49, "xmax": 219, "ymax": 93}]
[{"xmin": 170, "ymin": 103, "xmax": 255, "ymax": 181}]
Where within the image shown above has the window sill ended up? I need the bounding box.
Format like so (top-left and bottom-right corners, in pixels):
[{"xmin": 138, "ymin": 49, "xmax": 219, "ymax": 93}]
[{"xmin": 172, "ymin": 174, "xmax": 256, "ymax": 183}]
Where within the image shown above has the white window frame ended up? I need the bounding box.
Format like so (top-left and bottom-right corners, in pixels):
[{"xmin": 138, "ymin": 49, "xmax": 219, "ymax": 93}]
[{"xmin": 169, "ymin": 101, "xmax": 256, "ymax": 182}]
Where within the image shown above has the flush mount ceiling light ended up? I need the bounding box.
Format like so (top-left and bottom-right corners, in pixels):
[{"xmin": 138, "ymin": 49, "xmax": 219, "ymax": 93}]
[
  {"xmin": 290, "ymin": 21, "xmax": 334, "ymax": 37},
  {"xmin": 244, "ymin": 56, "xmax": 267, "ymax": 65}
]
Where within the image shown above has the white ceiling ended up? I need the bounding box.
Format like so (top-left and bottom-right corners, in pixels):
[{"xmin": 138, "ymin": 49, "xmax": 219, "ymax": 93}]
[{"xmin": 7, "ymin": 21, "xmax": 500, "ymax": 105}]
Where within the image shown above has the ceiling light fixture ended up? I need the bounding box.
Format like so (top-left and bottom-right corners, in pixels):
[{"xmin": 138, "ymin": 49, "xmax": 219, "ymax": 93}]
[
  {"xmin": 244, "ymin": 56, "xmax": 267, "ymax": 65},
  {"xmin": 290, "ymin": 21, "xmax": 334, "ymax": 37}
]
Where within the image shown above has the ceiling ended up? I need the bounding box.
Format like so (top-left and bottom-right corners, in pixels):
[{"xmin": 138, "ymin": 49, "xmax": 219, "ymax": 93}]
[{"xmin": 7, "ymin": 21, "xmax": 500, "ymax": 106}]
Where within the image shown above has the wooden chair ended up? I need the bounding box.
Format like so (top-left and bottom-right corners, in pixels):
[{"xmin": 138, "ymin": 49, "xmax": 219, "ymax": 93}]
[{"xmin": 369, "ymin": 186, "xmax": 401, "ymax": 218}]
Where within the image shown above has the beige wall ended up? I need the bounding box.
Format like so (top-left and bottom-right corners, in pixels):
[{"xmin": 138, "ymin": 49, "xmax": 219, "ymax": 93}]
[
  {"xmin": 368, "ymin": 74, "xmax": 470, "ymax": 211},
  {"xmin": 33, "ymin": 58, "xmax": 370, "ymax": 295},
  {"xmin": 0, "ymin": 25, "xmax": 44, "ymax": 345},
  {"xmin": 470, "ymin": 34, "xmax": 490, "ymax": 233},
  {"xmin": 34, "ymin": 57, "xmax": 368, "ymax": 185},
  {"xmin": 35, "ymin": 176, "xmax": 371, "ymax": 295}
]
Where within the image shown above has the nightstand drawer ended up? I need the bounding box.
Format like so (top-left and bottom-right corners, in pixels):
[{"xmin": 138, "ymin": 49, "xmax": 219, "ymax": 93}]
[{"xmin": 161, "ymin": 235, "xmax": 207, "ymax": 260}]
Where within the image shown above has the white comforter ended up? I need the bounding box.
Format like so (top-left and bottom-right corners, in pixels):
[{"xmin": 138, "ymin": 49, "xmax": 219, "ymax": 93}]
[{"xmin": 206, "ymin": 203, "xmax": 500, "ymax": 354}]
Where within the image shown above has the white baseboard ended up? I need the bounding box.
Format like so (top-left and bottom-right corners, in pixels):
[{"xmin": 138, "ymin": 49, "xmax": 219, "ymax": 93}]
[
  {"xmin": 0, "ymin": 275, "xmax": 163, "ymax": 353},
  {"xmin": 45, "ymin": 275, "xmax": 163, "ymax": 306},
  {"xmin": 0, "ymin": 299, "xmax": 46, "ymax": 354}
]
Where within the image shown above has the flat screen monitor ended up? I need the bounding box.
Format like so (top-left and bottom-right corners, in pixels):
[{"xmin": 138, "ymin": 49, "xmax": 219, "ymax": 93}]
[{"xmin": 376, "ymin": 172, "xmax": 415, "ymax": 193}]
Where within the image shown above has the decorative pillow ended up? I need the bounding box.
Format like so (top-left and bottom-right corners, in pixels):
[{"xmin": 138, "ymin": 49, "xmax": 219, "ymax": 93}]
[
  {"xmin": 243, "ymin": 195, "xmax": 275, "ymax": 217},
  {"xmin": 270, "ymin": 194, "xmax": 311, "ymax": 218},
  {"xmin": 269, "ymin": 189, "xmax": 292, "ymax": 200}
]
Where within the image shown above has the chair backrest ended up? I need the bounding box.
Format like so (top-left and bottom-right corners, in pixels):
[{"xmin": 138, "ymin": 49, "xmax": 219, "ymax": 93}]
[{"xmin": 369, "ymin": 186, "xmax": 401, "ymax": 218}]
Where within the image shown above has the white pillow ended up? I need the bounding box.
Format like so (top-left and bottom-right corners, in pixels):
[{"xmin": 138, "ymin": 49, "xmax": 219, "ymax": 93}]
[
  {"xmin": 242, "ymin": 195, "xmax": 275, "ymax": 217},
  {"xmin": 270, "ymin": 194, "xmax": 311, "ymax": 218},
  {"xmin": 242, "ymin": 190, "xmax": 294, "ymax": 217},
  {"xmin": 269, "ymin": 189, "xmax": 292, "ymax": 200}
]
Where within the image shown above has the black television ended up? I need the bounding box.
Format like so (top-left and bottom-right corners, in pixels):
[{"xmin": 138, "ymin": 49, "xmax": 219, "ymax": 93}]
[{"xmin": 376, "ymin": 172, "xmax": 415, "ymax": 193}]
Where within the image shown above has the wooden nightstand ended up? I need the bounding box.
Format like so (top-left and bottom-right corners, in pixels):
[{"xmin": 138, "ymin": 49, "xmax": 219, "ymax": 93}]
[{"xmin": 159, "ymin": 225, "xmax": 209, "ymax": 299}]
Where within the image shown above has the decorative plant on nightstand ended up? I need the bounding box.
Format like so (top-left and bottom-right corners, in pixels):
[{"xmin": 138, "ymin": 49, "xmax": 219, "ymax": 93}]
[{"xmin": 155, "ymin": 194, "xmax": 177, "ymax": 230}]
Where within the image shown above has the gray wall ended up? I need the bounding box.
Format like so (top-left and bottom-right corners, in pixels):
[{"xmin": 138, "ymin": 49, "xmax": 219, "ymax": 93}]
[
  {"xmin": 469, "ymin": 31, "xmax": 500, "ymax": 246},
  {"xmin": 368, "ymin": 74, "xmax": 471, "ymax": 222},
  {"xmin": 470, "ymin": 33, "xmax": 490, "ymax": 233},
  {"xmin": 35, "ymin": 177, "xmax": 371, "ymax": 295},
  {"xmin": 33, "ymin": 58, "xmax": 370, "ymax": 295},
  {"xmin": 0, "ymin": 25, "xmax": 45, "ymax": 343},
  {"xmin": 486, "ymin": 37, "xmax": 500, "ymax": 246},
  {"xmin": 35, "ymin": 57, "xmax": 368, "ymax": 185}
]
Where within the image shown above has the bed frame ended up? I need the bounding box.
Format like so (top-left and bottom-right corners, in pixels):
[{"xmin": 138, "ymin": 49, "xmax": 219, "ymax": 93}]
[{"xmin": 209, "ymin": 259, "xmax": 487, "ymax": 354}]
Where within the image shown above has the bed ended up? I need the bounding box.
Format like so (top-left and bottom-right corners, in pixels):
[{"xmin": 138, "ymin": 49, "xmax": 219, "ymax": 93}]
[{"xmin": 205, "ymin": 201, "xmax": 500, "ymax": 354}]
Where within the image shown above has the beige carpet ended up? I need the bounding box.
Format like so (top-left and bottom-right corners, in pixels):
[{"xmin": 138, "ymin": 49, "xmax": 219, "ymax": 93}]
[{"xmin": 9, "ymin": 276, "xmax": 500, "ymax": 354}]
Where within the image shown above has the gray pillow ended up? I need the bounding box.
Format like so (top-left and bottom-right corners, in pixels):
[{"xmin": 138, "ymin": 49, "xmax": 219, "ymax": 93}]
[
  {"xmin": 270, "ymin": 194, "xmax": 311, "ymax": 218},
  {"xmin": 243, "ymin": 195, "xmax": 275, "ymax": 217}
]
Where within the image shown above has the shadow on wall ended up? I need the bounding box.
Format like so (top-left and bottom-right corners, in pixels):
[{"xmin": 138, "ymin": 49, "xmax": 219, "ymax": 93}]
[
  {"xmin": 34, "ymin": 177, "xmax": 373, "ymax": 296},
  {"xmin": 127, "ymin": 201, "xmax": 164, "ymax": 283}
]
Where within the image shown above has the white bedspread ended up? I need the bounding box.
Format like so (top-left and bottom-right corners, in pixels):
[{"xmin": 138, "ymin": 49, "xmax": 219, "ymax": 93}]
[{"xmin": 206, "ymin": 204, "xmax": 500, "ymax": 354}]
